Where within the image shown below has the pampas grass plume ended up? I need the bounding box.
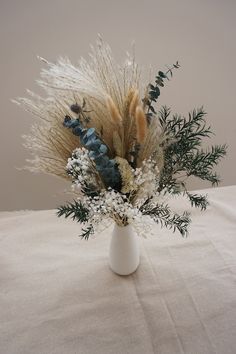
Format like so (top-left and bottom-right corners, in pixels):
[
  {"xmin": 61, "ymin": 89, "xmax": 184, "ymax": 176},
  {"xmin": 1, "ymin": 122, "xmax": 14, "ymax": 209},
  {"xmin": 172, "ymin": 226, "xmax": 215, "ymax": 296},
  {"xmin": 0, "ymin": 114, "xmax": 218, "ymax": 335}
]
[
  {"xmin": 106, "ymin": 95, "xmax": 122, "ymax": 124},
  {"xmin": 129, "ymin": 89, "xmax": 139, "ymax": 117},
  {"xmin": 135, "ymin": 106, "xmax": 147, "ymax": 144}
]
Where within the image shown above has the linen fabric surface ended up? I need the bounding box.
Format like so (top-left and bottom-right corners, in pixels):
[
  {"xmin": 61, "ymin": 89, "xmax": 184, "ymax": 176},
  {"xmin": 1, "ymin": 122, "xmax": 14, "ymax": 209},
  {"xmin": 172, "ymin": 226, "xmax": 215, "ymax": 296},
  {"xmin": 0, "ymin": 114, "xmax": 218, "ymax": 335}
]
[{"xmin": 0, "ymin": 186, "xmax": 236, "ymax": 354}]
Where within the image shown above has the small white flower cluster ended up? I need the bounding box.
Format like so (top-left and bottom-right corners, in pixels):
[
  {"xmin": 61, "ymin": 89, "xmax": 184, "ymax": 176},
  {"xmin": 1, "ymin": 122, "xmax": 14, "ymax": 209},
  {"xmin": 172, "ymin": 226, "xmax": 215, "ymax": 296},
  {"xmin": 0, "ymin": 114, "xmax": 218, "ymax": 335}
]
[
  {"xmin": 132, "ymin": 215, "xmax": 158, "ymax": 238},
  {"xmin": 83, "ymin": 188, "xmax": 143, "ymax": 228},
  {"xmin": 66, "ymin": 147, "xmax": 100, "ymax": 193},
  {"xmin": 133, "ymin": 158, "xmax": 160, "ymax": 201},
  {"xmin": 66, "ymin": 149, "xmax": 161, "ymax": 236}
]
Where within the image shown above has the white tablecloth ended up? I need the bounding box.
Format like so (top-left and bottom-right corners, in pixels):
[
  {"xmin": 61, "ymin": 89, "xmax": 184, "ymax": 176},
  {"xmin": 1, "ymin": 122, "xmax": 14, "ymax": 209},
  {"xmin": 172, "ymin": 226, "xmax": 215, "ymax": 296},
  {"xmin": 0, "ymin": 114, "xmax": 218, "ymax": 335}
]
[{"xmin": 0, "ymin": 186, "xmax": 236, "ymax": 354}]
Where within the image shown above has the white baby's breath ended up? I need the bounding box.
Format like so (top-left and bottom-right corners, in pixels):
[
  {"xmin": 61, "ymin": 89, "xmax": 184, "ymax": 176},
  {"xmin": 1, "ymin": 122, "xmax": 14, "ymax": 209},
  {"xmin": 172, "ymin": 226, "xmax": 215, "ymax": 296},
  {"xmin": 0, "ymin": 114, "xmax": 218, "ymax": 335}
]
[{"xmin": 66, "ymin": 148, "xmax": 161, "ymax": 235}]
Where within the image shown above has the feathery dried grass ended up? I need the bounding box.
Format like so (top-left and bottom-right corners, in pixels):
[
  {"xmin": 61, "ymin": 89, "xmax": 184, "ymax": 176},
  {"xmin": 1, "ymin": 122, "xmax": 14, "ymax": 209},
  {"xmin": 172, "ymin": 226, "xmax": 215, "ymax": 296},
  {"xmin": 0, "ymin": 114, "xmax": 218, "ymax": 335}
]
[
  {"xmin": 138, "ymin": 118, "xmax": 165, "ymax": 170},
  {"xmin": 122, "ymin": 89, "xmax": 140, "ymax": 160},
  {"xmin": 16, "ymin": 36, "xmax": 166, "ymax": 187},
  {"xmin": 15, "ymin": 90, "xmax": 82, "ymax": 178},
  {"xmin": 135, "ymin": 106, "xmax": 147, "ymax": 144},
  {"xmin": 106, "ymin": 95, "xmax": 122, "ymax": 124},
  {"xmin": 129, "ymin": 89, "xmax": 139, "ymax": 117},
  {"xmin": 15, "ymin": 37, "xmax": 141, "ymax": 177},
  {"xmin": 112, "ymin": 131, "xmax": 123, "ymax": 157}
]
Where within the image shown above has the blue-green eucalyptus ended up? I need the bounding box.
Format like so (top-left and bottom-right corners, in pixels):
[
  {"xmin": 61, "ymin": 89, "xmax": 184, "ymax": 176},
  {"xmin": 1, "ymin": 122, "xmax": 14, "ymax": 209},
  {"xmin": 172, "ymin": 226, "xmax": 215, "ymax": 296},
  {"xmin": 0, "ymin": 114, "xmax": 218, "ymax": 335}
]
[{"xmin": 63, "ymin": 115, "xmax": 121, "ymax": 190}]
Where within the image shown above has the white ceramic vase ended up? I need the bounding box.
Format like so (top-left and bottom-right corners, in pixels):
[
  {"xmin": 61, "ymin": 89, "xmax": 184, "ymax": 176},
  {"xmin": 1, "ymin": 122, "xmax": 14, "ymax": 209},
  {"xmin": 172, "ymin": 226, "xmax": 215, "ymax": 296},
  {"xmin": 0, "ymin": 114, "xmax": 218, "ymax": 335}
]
[{"xmin": 109, "ymin": 223, "xmax": 140, "ymax": 276}]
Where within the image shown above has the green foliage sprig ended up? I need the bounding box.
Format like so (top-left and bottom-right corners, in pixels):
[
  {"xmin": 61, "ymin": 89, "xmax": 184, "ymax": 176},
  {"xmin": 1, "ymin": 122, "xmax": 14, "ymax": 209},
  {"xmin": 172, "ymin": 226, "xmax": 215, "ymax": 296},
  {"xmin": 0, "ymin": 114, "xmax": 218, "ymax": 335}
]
[
  {"xmin": 140, "ymin": 199, "xmax": 190, "ymax": 237},
  {"xmin": 144, "ymin": 61, "xmax": 180, "ymax": 117},
  {"xmin": 57, "ymin": 200, "xmax": 94, "ymax": 240},
  {"xmin": 157, "ymin": 106, "xmax": 227, "ymax": 210}
]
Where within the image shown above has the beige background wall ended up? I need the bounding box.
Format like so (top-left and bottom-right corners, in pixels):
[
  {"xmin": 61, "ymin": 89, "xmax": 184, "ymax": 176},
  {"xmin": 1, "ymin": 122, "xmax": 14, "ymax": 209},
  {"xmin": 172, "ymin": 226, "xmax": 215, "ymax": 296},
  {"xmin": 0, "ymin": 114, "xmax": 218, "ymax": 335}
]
[{"xmin": 0, "ymin": 0, "xmax": 235, "ymax": 211}]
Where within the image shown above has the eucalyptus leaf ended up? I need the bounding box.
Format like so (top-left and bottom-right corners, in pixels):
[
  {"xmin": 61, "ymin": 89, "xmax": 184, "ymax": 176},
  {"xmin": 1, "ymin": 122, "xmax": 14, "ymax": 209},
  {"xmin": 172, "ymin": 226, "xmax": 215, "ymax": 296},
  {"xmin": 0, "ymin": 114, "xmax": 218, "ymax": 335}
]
[{"xmin": 158, "ymin": 71, "xmax": 167, "ymax": 78}]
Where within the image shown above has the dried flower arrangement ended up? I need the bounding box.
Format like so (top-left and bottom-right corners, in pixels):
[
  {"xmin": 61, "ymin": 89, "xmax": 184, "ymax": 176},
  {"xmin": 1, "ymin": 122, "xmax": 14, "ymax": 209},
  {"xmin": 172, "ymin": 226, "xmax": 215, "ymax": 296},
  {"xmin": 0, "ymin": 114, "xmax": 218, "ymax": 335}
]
[{"xmin": 15, "ymin": 37, "xmax": 227, "ymax": 239}]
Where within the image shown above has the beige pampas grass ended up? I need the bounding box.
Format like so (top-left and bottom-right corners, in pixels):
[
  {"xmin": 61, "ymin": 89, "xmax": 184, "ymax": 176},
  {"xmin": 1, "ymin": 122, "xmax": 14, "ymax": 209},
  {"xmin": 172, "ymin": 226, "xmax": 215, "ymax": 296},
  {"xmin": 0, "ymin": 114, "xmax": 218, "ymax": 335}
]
[
  {"xmin": 138, "ymin": 118, "xmax": 165, "ymax": 171},
  {"xmin": 112, "ymin": 131, "xmax": 123, "ymax": 156},
  {"xmin": 14, "ymin": 90, "xmax": 82, "ymax": 178},
  {"xmin": 122, "ymin": 88, "xmax": 140, "ymax": 159},
  {"xmin": 129, "ymin": 89, "xmax": 139, "ymax": 117},
  {"xmin": 106, "ymin": 95, "xmax": 122, "ymax": 124},
  {"xmin": 135, "ymin": 106, "xmax": 147, "ymax": 144},
  {"xmin": 15, "ymin": 37, "xmax": 141, "ymax": 176}
]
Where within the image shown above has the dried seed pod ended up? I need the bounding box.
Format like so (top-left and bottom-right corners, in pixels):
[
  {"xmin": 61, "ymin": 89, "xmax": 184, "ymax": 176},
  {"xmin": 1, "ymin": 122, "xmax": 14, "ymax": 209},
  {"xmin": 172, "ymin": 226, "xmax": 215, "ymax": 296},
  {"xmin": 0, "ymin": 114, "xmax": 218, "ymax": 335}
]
[{"xmin": 115, "ymin": 156, "xmax": 137, "ymax": 194}]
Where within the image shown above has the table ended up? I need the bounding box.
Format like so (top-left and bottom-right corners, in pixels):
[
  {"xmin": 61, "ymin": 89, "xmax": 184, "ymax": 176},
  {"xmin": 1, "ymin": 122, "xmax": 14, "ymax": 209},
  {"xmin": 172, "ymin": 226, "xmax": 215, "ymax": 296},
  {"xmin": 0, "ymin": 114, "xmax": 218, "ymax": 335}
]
[{"xmin": 0, "ymin": 186, "xmax": 236, "ymax": 354}]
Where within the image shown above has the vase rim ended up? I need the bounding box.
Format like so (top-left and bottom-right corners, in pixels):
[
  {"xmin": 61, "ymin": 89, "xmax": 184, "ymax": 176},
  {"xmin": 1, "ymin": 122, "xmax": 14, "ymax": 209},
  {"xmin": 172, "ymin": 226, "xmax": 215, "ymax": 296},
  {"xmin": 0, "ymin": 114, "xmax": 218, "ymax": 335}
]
[{"xmin": 114, "ymin": 222, "xmax": 130, "ymax": 228}]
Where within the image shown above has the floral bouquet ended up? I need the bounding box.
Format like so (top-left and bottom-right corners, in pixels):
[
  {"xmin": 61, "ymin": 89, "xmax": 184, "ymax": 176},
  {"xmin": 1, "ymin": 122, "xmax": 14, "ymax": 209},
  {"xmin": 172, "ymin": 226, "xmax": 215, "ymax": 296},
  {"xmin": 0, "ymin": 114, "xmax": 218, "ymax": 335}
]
[{"xmin": 15, "ymin": 37, "xmax": 226, "ymax": 273}]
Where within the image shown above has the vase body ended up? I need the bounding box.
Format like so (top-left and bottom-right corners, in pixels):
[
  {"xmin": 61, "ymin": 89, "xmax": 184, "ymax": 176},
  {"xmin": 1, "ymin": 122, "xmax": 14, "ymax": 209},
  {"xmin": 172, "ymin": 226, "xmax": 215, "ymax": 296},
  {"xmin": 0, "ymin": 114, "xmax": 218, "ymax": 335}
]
[{"xmin": 109, "ymin": 224, "xmax": 140, "ymax": 276}]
